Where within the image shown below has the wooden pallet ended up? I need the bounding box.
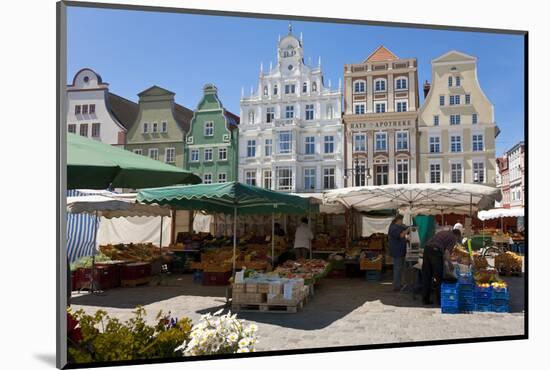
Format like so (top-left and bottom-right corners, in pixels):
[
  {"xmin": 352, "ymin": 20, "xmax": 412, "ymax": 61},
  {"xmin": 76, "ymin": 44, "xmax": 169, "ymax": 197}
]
[
  {"xmin": 232, "ymin": 300, "xmax": 303, "ymax": 313},
  {"xmin": 121, "ymin": 277, "xmax": 151, "ymax": 287}
]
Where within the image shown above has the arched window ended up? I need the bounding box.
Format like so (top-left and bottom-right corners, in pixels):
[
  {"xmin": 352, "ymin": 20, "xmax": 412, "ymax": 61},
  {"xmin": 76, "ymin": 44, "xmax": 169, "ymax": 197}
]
[
  {"xmin": 248, "ymin": 110, "xmax": 255, "ymax": 124},
  {"xmin": 448, "ymin": 76, "xmax": 453, "ymax": 87},
  {"xmin": 273, "ymin": 84, "xmax": 278, "ymax": 95},
  {"xmin": 326, "ymin": 105, "xmax": 334, "ymax": 119},
  {"xmin": 354, "ymin": 80, "xmax": 366, "ymax": 93},
  {"xmin": 302, "ymin": 82, "xmax": 308, "ymax": 93},
  {"xmin": 312, "ymin": 82, "xmax": 317, "ymax": 92},
  {"xmin": 263, "ymin": 86, "xmax": 268, "ymax": 96},
  {"xmin": 395, "ymin": 77, "xmax": 408, "ymax": 90},
  {"xmin": 374, "ymin": 78, "xmax": 386, "ymax": 92}
]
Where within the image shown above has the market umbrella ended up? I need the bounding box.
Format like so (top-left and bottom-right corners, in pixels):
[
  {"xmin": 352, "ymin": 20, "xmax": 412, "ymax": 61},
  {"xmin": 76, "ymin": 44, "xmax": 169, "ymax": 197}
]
[
  {"xmin": 137, "ymin": 182, "xmax": 317, "ymax": 272},
  {"xmin": 67, "ymin": 133, "xmax": 201, "ymax": 189}
]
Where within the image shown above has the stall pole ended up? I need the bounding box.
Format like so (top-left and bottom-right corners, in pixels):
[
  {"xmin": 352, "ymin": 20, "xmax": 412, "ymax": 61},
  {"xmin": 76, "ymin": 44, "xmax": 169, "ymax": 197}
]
[
  {"xmin": 232, "ymin": 206, "xmax": 237, "ymax": 275},
  {"xmin": 91, "ymin": 210, "xmax": 99, "ymax": 294},
  {"xmin": 159, "ymin": 216, "xmax": 164, "ymax": 251},
  {"xmin": 441, "ymin": 209, "xmax": 444, "ymax": 227},
  {"xmin": 271, "ymin": 211, "xmax": 275, "ymax": 263}
]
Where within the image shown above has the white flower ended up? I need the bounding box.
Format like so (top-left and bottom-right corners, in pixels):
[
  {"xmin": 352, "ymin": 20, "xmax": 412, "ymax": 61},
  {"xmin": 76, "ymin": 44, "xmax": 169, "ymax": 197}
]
[
  {"xmin": 227, "ymin": 332, "xmax": 239, "ymax": 342},
  {"xmin": 237, "ymin": 347, "xmax": 250, "ymax": 353},
  {"xmin": 238, "ymin": 338, "xmax": 249, "ymax": 348}
]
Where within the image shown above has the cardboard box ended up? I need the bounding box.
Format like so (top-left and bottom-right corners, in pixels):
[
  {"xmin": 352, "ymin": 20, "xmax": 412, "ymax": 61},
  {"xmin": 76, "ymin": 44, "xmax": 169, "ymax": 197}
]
[{"xmin": 245, "ymin": 283, "xmax": 258, "ymax": 293}]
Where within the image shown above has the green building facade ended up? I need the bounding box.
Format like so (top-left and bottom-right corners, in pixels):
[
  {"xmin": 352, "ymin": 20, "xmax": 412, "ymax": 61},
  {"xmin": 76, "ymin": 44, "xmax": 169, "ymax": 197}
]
[
  {"xmin": 185, "ymin": 84, "xmax": 240, "ymax": 183},
  {"xmin": 125, "ymin": 85, "xmax": 193, "ymax": 169}
]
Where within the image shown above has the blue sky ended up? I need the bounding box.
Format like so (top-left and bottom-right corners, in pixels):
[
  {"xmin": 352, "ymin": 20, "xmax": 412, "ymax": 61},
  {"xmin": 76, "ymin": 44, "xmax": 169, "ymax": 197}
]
[{"xmin": 67, "ymin": 6, "xmax": 525, "ymax": 156}]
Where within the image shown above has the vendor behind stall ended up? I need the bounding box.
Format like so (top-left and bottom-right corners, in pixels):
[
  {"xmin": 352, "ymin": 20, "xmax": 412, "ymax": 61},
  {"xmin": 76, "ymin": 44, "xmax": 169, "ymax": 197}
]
[
  {"xmin": 294, "ymin": 217, "xmax": 313, "ymax": 260},
  {"xmin": 422, "ymin": 228, "xmax": 462, "ymax": 305},
  {"xmin": 388, "ymin": 214, "xmax": 411, "ymax": 292}
]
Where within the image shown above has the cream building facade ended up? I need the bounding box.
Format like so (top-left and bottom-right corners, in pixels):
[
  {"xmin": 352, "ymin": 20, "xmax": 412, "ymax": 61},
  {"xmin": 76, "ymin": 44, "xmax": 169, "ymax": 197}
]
[{"xmin": 418, "ymin": 51, "xmax": 498, "ymax": 185}]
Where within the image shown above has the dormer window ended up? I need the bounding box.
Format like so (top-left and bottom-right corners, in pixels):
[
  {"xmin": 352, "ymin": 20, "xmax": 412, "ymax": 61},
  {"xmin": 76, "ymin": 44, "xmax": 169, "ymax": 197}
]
[{"xmin": 204, "ymin": 121, "xmax": 214, "ymax": 136}]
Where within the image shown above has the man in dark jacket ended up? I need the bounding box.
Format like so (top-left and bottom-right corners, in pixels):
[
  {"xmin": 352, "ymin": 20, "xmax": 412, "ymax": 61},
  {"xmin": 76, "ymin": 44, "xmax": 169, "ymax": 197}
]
[
  {"xmin": 388, "ymin": 215, "xmax": 411, "ymax": 291},
  {"xmin": 422, "ymin": 229, "xmax": 462, "ymax": 305}
]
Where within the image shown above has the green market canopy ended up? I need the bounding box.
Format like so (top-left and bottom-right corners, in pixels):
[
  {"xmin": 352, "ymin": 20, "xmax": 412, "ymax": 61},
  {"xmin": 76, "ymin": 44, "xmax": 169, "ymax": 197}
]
[{"xmin": 67, "ymin": 133, "xmax": 201, "ymax": 189}]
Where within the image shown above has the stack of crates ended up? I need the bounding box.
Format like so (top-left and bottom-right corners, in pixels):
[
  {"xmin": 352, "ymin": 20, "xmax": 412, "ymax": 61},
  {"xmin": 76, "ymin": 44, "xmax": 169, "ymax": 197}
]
[
  {"xmin": 491, "ymin": 285, "xmax": 510, "ymax": 313},
  {"xmin": 365, "ymin": 269, "xmax": 381, "ymax": 282},
  {"xmin": 474, "ymin": 285, "xmax": 492, "ymax": 312},
  {"xmin": 441, "ymin": 282, "xmax": 460, "ymax": 314},
  {"xmin": 441, "ymin": 270, "xmax": 475, "ymax": 314}
]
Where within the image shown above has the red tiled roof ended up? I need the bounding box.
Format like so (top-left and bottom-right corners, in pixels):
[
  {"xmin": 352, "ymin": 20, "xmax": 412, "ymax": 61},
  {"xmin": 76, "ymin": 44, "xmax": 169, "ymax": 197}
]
[{"xmin": 365, "ymin": 46, "xmax": 398, "ymax": 62}]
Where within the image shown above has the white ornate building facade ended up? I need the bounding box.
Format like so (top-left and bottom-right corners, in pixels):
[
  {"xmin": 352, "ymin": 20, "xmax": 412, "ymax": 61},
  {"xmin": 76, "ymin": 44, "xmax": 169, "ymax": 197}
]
[{"xmin": 239, "ymin": 28, "xmax": 343, "ymax": 192}]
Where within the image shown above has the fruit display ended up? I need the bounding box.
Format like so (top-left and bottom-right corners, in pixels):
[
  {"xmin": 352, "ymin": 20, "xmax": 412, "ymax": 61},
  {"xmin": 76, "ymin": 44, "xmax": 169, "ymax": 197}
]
[
  {"xmin": 312, "ymin": 233, "xmax": 345, "ymax": 251},
  {"xmin": 70, "ymin": 254, "xmax": 113, "ymax": 271},
  {"xmin": 473, "ymin": 254, "xmax": 489, "ymax": 269},
  {"xmin": 495, "ymin": 251, "xmax": 523, "ymax": 273},
  {"xmin": 359, "ymin": 252, "xmax": 383, "ymax": 271},
  {"xmin": 474, "ymin": 268, "xmax": 500, "ymax": 284},
  {"xmin": 355, "ymin": 233, "xmax": 387, "ymax": 250},
  {"xmin": 274, "ymin": 259, "xmax": 330, "ymax": 282},
  {"xmin": 99, "ymin": 243, "xmax": 161, "ymax": 263}
]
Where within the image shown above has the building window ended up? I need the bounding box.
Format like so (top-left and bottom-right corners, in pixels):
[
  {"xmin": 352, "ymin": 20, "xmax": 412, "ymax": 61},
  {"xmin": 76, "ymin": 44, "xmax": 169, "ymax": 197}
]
[
  {"xmin": 430, "ymin": 163, "xmax": 441, "ymax": 183},
  {"xmin": 465, "ymin": 94, "xmax": 471, "ymax": 104},
  {"xmin": 246, "ymin": 140, "xmax": 256, "ymax": 157},
  {"xmin": 324, "ymin": 135, "xmax": 335, "ymax": 154},
  {"xmin": 82, "ymin": 105, "xmax": 88, "ymax": 114},
  {"xmin": 354, "ymin": 81, "xmax": 366, "ymax": 93},
  {"xmin": 312, "ymin": 82, "xmax": 317, "ymax": 92},
  {"xmin": 353, "ymin": 134, "xmax": 366, "ymax": 152},
  {"xmin": 148, "ymin": 148, "xmax": 159, "ymax": 161},
  {"xmin": 285, "ymin": 105, "xmax": 294, "ymax": 119},
  {"xmin": 190, "ymin": 149, "xmax": 199, "ymax": 162},
  {"xmin": 91, "ymin": 123, "xmax": 100, "ymax": 138},
  {"xmin": 273, "ymin": 85, "xmax": 278, "ymax": 95},
  {"xmin": 89, "ymin": 104, "xmax": 95, "ymax": 114},
  {"xmin": 374, "ymin": 165, "xmax": 389, "ymax": 185},
  {"xmin": 218, "ymin": 147, "xmax": 227, "ymax": 160},
  {"xmin": 165, "ymin": 148, "xmax": 175, "ymax": 163},
  {"xmin": 455, "ymin": 76, "xmax": 461, "ymax": 86},
  {"xmin": 473, "ymin": 162, "xmax": 485, "ymax": 183},
  {"xmin": 375, "ymin": 132, "xmax": 387, "ymax": 151},
  {"xmin": 143, "ymin": 123, "xmax": 149, "ymax": 133},
  {"xmin": 204, "ymin": 148, "xmax": 213, "ymax": 161},
  {"xmin": 375, "ymin": 102, "xmax": 386, "ymax": 113},
  {"xmin": 248, "ymin": 111, "xmax": 255, "ymax": 124},
  {"xmin": 450, "ymin": 95, "xmax": 461, "ymax": 105},
  {"xmin": 204, "ymin": 121, "xmax": 214, "ymax": 136},
  {"xmin": 79, "ymin": 123, "xmax": 88, "ymax": 137},
  {"xmin": 395, "ymin": 101, "xmax": 407, "ymax": 112},
  {"xmin": 433, "ymin": 115, "xmax": 440, "ymax": 126},
  {"xmin": 279, "ymin": 131, "xmax": 292, "ymax": 153},
  {"xmin": 68, "ymin": 124, "xmax": 76, "ymax": 134},
  {"xmin": 396, "ymin": 131, "xmax": 409, "ymax": 151},
  {"xmin": 133, "ymin": 149, "xmax": 142, "ymax": 155},
  {"xmin": 429, "ymin": 136, "xmax": 441, "ymax": 153},
  {"xmin": 448, "ymin": 76, "xmax": 453, "ymax": 87},
  {"xmin": 161, "ymin": 121, "xmax": 167, "ymax": 133},
  {"xmin": 353, "ymin": 159, "xmax": 367, "ymax": 186},
  {"xmin": 374, "ymin": 78, "xmax": 386, "ymax": 92},
  {"xmin": 450, "ymin": 135, "xmax": 462, "ymax": 152},
  {"xmin": 439, "ymin": 95, "xmax": 445, "ymax": 106},
  {"xmin": 396, "ymin": 159, "xmax": 409, "ymax": 184},
  {"xmin": 203, "ymin": 173, "xmax": 212, "ymax": 184},
  {"xmin": 305, "ymin": 104, "xmax": 314, "ymax": 120},
  {"xmin": 277, "ymin": 167, "xmax": 293, "ymax": 190},
  {"xmin": 395, "ymin": 77, "xmax": 408, "ymax": 90},
  {"xmin": 218, "ymin": 173, "xmax": 227, "ymax": 183},
  {"xmin": 304, "ymin": 168, "xmax": 316, "ymax": 190},
  {"xmin": 354, "ymin": 103, "xmax": 366, "ymax": 115},
  {"xmin": 263, "ymin": 170, "xmax": 272, "ymax": 189},
  {"xmin": 245, "ymin": 171, "xmax": 256, "ymax": 186},
  {"xmin": 302, "ymin": 82, "xmax": 308, "ymax": 93},
  {"xmin": 265, "ymin": 139, "xmax": 273, "ymax": 156},
  {"xmin": 305, "ymin": 136, "xmax": 315, "ymax": 155},
  {"xmin": 323, "ymin": 168, "xmax": 336, "ymax": 189},
  {"xmin": 284, "ymin": 84, "xmax": 296, "ymax": 94},
  {"xmin": 326, "ymin": 105, "xmax": 334, "ymax": 119},
  {"xmin": 472, "ymin": 134, "xmax": 484, "ymax": 151},
  {"xmin": 472, "ymin": 114, "xmax": 478, "ymax": 124},
  {"xmin": 266, "ymin": 107, "xmax": 275, "ymax": 123},
  {"xmin": 451, "ymin": 163, "xmax": 463, "ymax": 183},
  {"xmin": 152, "ymin": 122, "xmax": 158, "ymax": 133},
  {"xmin": 74, "ymin": 105, "xmax": 81, "ymax": 115},
  {"xmin": 450, "ymin": 114, "xmax": 461, "ymax": 125}
]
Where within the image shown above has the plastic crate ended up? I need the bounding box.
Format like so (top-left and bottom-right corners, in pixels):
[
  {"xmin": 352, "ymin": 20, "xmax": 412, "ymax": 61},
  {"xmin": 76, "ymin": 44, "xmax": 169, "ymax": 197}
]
[
  {"xmin": 459, "ymin": 304, "xmax": 475, "ymax": 313},
  {"xmin": 192, "ymin": 270, "xmax": 203, "ymax": 283},
  {"xmin": 475, "ymin": 297, "xmax": 491, "ymax": 306},
  {"xmin": 460, "ymin": 296, "xmax": 476, "ymax": 306},
  {"xmin": 458, "ymin": 284, "xmax": 475, "ymax": 294},
  {"xmin": 475, "ymin": 285, "xmax": 492, "ymax": 299},
  {"xmin": 441, "ymin": 282, "xmax": 459, "ymax": 295},
  {"xmin": 475, "ymin": 304, "xmax": 492, "ymax": 312},
  {"xmin": 441, "ymin": 292, "xmax": 459, "ymax": 302},
  {"xmin": 491, "ymin": 287, "xmax": 510, "ymax": 300},
  {"xmin": 441, "ymin": 306, "xmax": 460, "ymax": 314},
  {"xmin": 491, "ymin": 304, "xmax": 510, "ymax": 313},
  {"xmin": 491, "ymin": 298, "xmax": 509, "ymax": 306},
  {"xmin": 365, "ymin": 270, "xmax": 381, "ymax": 282},
  {"xmin": 457, "ymin": 275, "xmax": 474, "ymax": 285}
]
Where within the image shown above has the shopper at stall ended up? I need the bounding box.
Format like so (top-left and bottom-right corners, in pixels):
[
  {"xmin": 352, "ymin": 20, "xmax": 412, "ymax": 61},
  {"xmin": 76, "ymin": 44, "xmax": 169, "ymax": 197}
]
[
  {"xmin": 294, "ymin": 217, "xmax": 313, "ymax": 260},
  {"xmin": 421, "ymin": 228, "xmax": 462, "ymax": 305},
  {"xmin": 274, "ymin": 223, "xmax": 286, "ymax": 237},
  {"xmin": 388, "ymin": 214, "xmax": 411, "ymax": 292}
]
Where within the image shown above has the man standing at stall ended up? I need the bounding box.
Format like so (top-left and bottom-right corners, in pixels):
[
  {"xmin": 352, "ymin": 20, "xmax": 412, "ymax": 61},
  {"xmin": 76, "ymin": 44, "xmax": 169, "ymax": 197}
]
[
  {"xmin": 388, "ymin": 214, "xmax": 411, "ymax": 292},
  {"xmin": 294, "ymin": 217, "xmax": 313, "ymax": 260},
  {"xmin": 421, "ymin": 228, "xmax": 462, "ymax": 305}
]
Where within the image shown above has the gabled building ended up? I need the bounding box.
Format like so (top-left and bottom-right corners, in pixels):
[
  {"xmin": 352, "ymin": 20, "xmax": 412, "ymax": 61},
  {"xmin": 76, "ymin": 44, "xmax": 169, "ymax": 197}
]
[
  {"xmin": 497, "ymin": 141, "xmax": 524, "ymax": 208},
  {"xmin": 185, "ymin": 84, "xmax": 240, "ymax": 183},
  {"xmin": 343, "ymin": 46, "xmax": 419, "ymax": 186},
  {"xmin": 239, "ymin": 26, "xmax": 343, "ymax": 192},
  {"xmin": 418, "ymin": 50, "xmax": 498, "ymax": 185},
  {"xmin": 124, "ymin": 85, "xmax": 193, "ymax": 168},
  {"xmin": 66, "ymin": 68, "xmax": 138, "ymax": 144}
]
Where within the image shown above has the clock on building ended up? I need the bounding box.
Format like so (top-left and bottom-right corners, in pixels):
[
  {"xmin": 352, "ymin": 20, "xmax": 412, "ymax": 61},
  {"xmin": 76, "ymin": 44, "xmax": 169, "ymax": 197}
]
[{"xmin": 288, "ymin": 64, "xmax": 293, "ymax": 70}]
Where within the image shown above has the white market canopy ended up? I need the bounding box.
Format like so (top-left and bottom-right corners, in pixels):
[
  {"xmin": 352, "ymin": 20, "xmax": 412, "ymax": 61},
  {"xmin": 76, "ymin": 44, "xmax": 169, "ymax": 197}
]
[
  {"xmin": 292, "ymin": 193, "xmax": 346, "ymax": 214},
  {"xmin": 477, "ymin": 207, "xmax": 524, "ymax": 221},
  {"xmin": 67, "ymin": 193, "xmax": 171, "ymax": 218},
  {"xmin": 324, "ymin": 183, "xmax": 502, "ymax": 214}
]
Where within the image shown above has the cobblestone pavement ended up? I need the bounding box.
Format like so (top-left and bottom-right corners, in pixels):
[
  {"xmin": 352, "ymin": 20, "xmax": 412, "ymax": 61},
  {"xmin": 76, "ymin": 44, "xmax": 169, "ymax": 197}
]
[{"xmin": 71, "ymin": 273, "xmax": 525, "ymax": 351}]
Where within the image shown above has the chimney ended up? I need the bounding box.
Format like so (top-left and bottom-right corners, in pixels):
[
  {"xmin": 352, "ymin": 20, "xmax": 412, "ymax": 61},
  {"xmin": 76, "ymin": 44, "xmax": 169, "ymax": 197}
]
[{"xmin": 423, "ymin": 80, "xmax": 431, "ymax": 98}]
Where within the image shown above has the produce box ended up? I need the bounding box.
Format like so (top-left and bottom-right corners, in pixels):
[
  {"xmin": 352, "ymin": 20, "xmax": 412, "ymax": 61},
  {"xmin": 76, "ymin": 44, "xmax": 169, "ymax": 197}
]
[
  {"xmin": 365, "ymin": 270, "xmax": 381, "ymax": 282},
  {"xmin": 246, "ymin": 283, "xmax": 258, "ymax": 293},
  {"xmin": 93, "ymin": 265, "xmax": 118, "ymax": 290},
  {"xmin": 258, "ymin": 283, "xmax": 270, "ymax": 294},
  {"xmin": 74, "ymin": 268, "xmax": 92, "ymax": 290},
  {"xmin": 360, "ymin": 256, "xmax": 383, "ymax": 271},
  {"xmin": 233, "ymin": 283, "xmax": 246, "ymax": 293},
  {"xmin": 95, "ymin": 261, "xmax": 124, "ymax": 288},
  {"xmin": 267, "ymin": 293, "xmax": 302, "ymax": 306},
  {"xmin": 202, "ymin": 263, "xmax": 232, "ymax": 273},
  {"xmin": 189, "ymin": 261, "xmax": 203, "ymax": 270},
  {"xmin": 202, "ymin": 271, "xmax": 232, "ymax": 286},
  {"xmin": 121, "ymin": 262, "xmax": 152, "ymax": 281},
  {"xmin": 233, "ymin": 292, "xmax": 267, "ymax": 304}
]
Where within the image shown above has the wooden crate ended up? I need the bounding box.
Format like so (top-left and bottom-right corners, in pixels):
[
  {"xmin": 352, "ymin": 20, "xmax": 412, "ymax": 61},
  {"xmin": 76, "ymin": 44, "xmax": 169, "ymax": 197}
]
[
  {"xmin": 232, "ymin": 283, "xmax": 245, "ymax": 293},
  {"xmin": 245, "ymin": 283, "xmax": 258, "ymax": 293},
  {"xmin": 360, "ymin": 258, "xmax": 383, "ymax": 271},
  {"xmin": 232, "ymin": 292, "xmax": 267, "ymax": 304}
]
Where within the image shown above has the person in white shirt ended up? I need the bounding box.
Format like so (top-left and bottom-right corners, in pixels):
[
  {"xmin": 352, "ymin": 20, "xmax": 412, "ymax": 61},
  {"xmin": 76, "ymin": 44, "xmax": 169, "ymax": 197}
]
[{"xmin": 294, "ymin": 217, "xmax": 313, "ymax": 260}]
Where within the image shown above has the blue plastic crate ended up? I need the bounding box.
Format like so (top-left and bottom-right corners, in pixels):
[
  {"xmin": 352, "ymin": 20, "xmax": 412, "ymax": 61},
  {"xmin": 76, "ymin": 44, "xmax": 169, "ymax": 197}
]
[
  {"xmin": 491, "ymin": 304, "xmax": 510, "ymax": 313},
  {"xmin": 192, "ymin": 270, "xmax": 203, "ymax": 283},
  {"xmin": 365, "ymin": 270, "xmax": 381, "ymax": 282},
  {"xmin": 442, "ymin": 298, "xmax": 459, "ymax": 308},
  {"xmin": 491, "ymin": 287, "xmax": 510, "ymax": 300},
  {"xmin": 491, "ymin": 298, "xmax": 509, "ymax": 306},
  {"xmin": 460, "ymin": 296, "xmax": 476, "ymax": 306},
  {"xmin": 458, "ymin": 283, "xmax": 474, "ymax": 293},
  {"xmin": 442, "ymin": 292, "xmax": 459, "ymax": 302},
  {"xmin": 475, "ymin": 296, "xmax": 491, "ymax": 306},
  {"xmin": 441, "ymin": 306, "xmax": 460, "ymax": 314},
  {"xmin": 458, "ymin": 276, "xmax": 474, "ymax": 285},
  {"xmin": 475, "ymin": 304, "xmax": 492, "ymax": 312},
  {"xmin": 459, "ymin": 290, "xmax": 475, "ymax": 299},
  {"xmin": 459, "ymin": 304, "xmax": 475, "ymax": 313},
  {"xmin": 441, "ymin": 282, "xmax": 459, "ymax": 295}
]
